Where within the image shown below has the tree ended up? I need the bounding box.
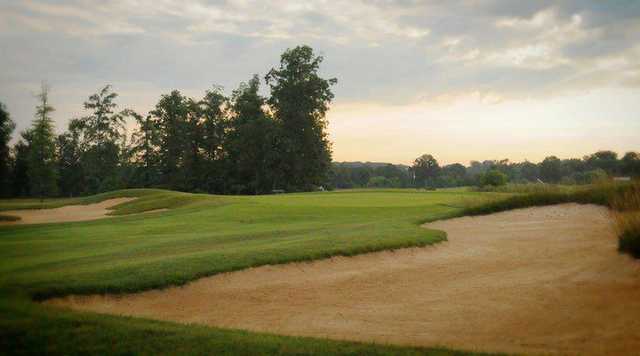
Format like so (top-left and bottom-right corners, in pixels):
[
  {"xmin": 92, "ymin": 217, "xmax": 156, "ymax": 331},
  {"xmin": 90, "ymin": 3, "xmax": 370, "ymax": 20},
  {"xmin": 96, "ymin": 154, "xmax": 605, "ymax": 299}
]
[
  {"xmin": 540, "ymin": 156, "xmax": 562, "ymax": 183},
  {"xmin": 266, "ymin": 45, "xmax": 336, "ymax": 191},
  {"xmin": 11, "ymin": 140, "xmax": 30, "ymax": 196},
  {"xmin": 57, "ymin": 128, "xmax": 84, "ymax": 197},
  {"xmin": 128, "ymin": 111, "xmax": 161, "ymax": 187},
  {"xmin": 621, "ymin": 151, "xmax": 640, "ymax": 177},
  {"xmin": 227, "ymin": 75, "xmax": 277, "ymax": 194},
  {"xmin": 411, "ymin": 154, "xmax": 440, "ymax": 188},
  {"xmin": 75, "ymin": 85, "xmax": 126, "ymax": 193},
  {"xmin": 199, "ymin": 87, "xmax": 228, "ymax": 193},
  {"xmin": 439, "ymin": 163, "xmax": 467, "ymax": 187},
  {"xmin": 479, "ymin": 169, "xmax": 508, "ymax": 187},
  {"xmin": 0, "ymin": 101, "xmax": 15, "ymax": 197},
  {"xmin": 585, "ymin": 150, "xmax": 619, "ymax": 175},
  {"xmin": 27, "ymin": 84, "xmax": 58, "ymax": 198},
  {"xmin": 151, "ymin": 90, "xmax": 189, "ymax": 190}
]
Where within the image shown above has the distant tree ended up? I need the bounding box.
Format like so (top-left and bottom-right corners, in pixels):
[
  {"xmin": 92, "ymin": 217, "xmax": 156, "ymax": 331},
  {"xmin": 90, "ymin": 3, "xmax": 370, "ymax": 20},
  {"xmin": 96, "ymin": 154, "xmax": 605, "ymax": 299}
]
[
  {"xmin": 621, "ymin": 151, "xmax": 640, "ymax": 177},
  {"xmin": 57, "ymin": 127, "xmax": 84, "ymax": 197},
  {"xmin": 266, "ymin": 45, "xmax": 336, "ymax": 191},
  {"xmin": 75, "ymin": 85, "xmax": 126, "ymax": 193},
  {"xmin": 518, "ymin": 161, "xmax": 539, "ymax": 182},
  {"xmin": 151, "ymin": 90, "xmax": 189, "ymax": 190},
  {"xmin": 585, "ymin": 150, "xmax": 619, "ymax": 175},
  {"xmin": 583, "ymin": 168, "xmax": 609, "ymax": 184},
  {"xmin": 227, "ymin": 76, "xmax": 277, "ymax": 194},
  {"xmin": 128, "ymin": 111, "xmax": 161, "ymax": 187},
  {"xmin": 367, "ymin": 176, "xmax": 391, "ymax": 188},
  {"xmin": 479, "ymin": 169, "xmax": 508, "ymax": 187},
  {"xmin": 540, "ymin": 156, "xmax": 562, "ymax": 183},
  {"xmin": 199, "ymin": 87, "xmax": 229, "ymax": 193},
  {"xmin": 0, "ymin": 101, "xmax": 15, "ymax": 197},
  {"xmin": 439, "ymin": 163, "xmax": 467, "ymax": 187},
  {"xmin": 11, "ymin": 140, "xmax": 30, "ymax": 196},
  {"xmin": 411, "ymin": 154, "xmax": 440, "ymax": 188},
  {"xmin": 27, "ymin": 84, "xmax": 58, "ymax": 198}
]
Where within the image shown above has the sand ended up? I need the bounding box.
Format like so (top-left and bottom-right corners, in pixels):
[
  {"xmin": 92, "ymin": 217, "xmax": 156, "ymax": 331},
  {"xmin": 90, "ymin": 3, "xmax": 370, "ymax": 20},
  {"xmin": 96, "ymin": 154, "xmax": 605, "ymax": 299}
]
[
  {"xmin": 46, "ymin": 204, "xmax": 640, "ymax": 355},
  {"xmin": 1, "ymin": 198, "xmax": 137, "ymax": 225}
]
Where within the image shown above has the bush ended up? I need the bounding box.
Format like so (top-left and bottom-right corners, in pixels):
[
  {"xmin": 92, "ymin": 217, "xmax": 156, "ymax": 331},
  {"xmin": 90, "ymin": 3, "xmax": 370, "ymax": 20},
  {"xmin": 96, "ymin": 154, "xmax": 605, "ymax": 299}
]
[{"xmin": 478, "ymin": 170, "xmax": 508, "ymax": 187}]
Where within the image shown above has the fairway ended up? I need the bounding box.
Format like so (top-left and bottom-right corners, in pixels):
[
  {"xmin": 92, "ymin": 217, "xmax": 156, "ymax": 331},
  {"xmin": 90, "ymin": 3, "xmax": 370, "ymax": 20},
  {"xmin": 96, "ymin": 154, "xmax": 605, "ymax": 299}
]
[{"xmin": 0, "ymin": 189, "xmax": 502, "ymax": 355}]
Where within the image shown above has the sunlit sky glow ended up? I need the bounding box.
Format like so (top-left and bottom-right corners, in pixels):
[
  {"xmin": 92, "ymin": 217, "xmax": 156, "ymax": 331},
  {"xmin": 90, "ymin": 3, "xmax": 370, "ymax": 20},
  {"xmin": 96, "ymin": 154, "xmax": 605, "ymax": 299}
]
[{"xmin": 1, "ymin": 0, "xmax": 639, "ymax": 165}]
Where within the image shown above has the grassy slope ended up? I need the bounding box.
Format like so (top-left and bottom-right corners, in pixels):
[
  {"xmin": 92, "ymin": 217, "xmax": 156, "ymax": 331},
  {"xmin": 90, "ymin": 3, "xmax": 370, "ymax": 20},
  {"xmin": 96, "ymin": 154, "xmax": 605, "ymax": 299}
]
[{"xmin": 0, "ymin": 189, "xmax": 502, "ymax": 356}]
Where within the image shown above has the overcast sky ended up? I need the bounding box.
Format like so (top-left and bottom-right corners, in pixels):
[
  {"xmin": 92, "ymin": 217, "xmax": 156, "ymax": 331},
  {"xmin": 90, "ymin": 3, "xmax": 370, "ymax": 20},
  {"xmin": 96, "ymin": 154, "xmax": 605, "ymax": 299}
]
[{"xmin": 1, "ymin": 0, "xmax": 639, "ymax": 164}]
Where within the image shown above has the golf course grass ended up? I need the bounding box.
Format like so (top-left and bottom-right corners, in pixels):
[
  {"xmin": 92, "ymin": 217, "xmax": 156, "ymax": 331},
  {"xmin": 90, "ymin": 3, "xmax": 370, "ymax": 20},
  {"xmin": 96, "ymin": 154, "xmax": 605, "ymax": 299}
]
[{"xmin": 0, "ymin": 188, "xmax": 504, "ymax": 355}]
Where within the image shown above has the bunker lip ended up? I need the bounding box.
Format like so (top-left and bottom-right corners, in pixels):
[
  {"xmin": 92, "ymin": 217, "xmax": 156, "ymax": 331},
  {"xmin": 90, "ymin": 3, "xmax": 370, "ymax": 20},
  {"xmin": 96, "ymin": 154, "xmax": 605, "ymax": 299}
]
[
  {"xmin": 0, "ymin": 197, "xmax": 137, "ymax": 225},
  {"xmin": 45, "ymin": 204, "xmax": 640, "ymax": 356}
]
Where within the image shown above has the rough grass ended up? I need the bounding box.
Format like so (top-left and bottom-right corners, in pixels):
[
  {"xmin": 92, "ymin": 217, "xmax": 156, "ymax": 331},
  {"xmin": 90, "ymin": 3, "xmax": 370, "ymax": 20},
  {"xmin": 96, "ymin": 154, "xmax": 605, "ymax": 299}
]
[
  {"xmin": 0, "ymin": 188, "xmax": 504, "ymax": 355},
  {"xmin": 609, "ymin": 182, "xmax": 640, "ymax": 257}
]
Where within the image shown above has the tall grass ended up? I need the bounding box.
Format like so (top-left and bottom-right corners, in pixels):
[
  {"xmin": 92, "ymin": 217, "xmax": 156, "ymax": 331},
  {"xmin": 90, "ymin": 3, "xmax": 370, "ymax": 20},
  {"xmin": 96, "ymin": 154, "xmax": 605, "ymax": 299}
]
[{"xmin": 609, "ymin": 182, "xmax": 640, "ymax": 257}]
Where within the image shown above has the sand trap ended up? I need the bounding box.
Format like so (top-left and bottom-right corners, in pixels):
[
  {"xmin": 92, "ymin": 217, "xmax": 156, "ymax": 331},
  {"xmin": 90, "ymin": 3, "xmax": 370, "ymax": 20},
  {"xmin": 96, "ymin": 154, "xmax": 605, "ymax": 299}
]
[
  {"xmin": 1, "ymin": 198, "xmax": 137, "ymax": 225},
  {"xmin": 47, "ymin": 204, "xmax": 640, "ymax": 355}
]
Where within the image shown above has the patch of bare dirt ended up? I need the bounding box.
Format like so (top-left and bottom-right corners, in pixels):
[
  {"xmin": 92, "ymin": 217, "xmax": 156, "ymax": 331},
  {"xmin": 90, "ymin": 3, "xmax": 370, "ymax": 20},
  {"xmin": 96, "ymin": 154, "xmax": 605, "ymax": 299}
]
[
  {"xmin": 1, "ymin": 198, "xmax": 137, "ymax": 225},
  {"xmin": 47, "ymin": 204, "xmax": 640, "ymax": 355}
]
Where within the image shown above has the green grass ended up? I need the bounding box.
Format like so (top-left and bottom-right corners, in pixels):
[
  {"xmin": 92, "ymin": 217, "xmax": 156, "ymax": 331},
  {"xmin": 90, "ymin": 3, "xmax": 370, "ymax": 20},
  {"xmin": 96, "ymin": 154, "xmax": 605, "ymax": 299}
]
[{"xmin": 0, "ymin": 188, "xmax": 504, "ymax": 355}]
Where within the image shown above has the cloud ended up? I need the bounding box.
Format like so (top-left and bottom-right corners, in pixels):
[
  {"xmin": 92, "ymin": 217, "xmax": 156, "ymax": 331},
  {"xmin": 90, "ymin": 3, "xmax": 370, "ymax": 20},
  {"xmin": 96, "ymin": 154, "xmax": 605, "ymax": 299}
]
[{"xmin": 0, "ymin": 0, "xmax": 639, "ymax": 139}]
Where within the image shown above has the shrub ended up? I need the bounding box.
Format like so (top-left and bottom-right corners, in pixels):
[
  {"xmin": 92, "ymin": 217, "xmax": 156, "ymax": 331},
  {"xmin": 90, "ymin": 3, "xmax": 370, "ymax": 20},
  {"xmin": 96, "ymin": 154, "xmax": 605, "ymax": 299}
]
[{"xmin": 478, "ymin": 170, "xmax": 508, "ymax": 187}]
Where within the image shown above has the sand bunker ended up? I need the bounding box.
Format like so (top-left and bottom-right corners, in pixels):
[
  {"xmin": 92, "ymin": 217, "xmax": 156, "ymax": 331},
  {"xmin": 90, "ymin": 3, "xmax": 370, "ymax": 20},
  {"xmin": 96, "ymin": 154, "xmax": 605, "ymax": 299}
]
[
  {"xmin": 47, "ymin": 204, "xmax": 640, "ymax": 355},
  {"xmin": 1, "ymin": 198, "xmax": 137, "ymax": 225}
]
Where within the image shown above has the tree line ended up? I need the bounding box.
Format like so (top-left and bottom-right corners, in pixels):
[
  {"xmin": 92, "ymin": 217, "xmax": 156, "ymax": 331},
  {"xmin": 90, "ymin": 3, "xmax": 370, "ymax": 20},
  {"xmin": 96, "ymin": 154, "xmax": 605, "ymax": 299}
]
[
  {"xmin": 0, "ymin": 46, "xmax": 336, "ymax": 198},
  {"xmin": 330, "ymin": 151, "xmax": 640, "ymax": 189}
]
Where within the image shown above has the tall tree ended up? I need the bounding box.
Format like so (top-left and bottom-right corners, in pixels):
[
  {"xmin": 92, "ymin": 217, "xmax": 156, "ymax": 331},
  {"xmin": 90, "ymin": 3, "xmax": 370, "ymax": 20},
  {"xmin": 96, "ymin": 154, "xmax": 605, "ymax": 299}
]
[
  {"xmin": 227, "ymin": 75, "xmax": 277, "ymax": 194},
  {"xmin": 621, "ymin": 151, "xmax": 640, "ymax": 177},
  {"xmin": 266, "ymin": 45, "xmax": 336, "ymax": 191},
  {"xmin": 56, "ymin": 120, "xmax": 85, "ymax": 196},
  {"xmin": 151, "ymin": 90, "xmax": 189, "ymax": 190},
  {"xmin": 411, "ymin": 154, "xmax": 440, "ymax": 188},
  {"xmin": 128, "ymin": 110, "xmax": 161, "ymax": 187},
  {"xmin": 75, "ymin": 85, "xmax": 125, "ymax": 193},
  {"xmin": 11, "ymin": 140, "xmax": 30, "ymax": 197},
  {"xmin": 585, "ymin": 150, "xmax": 619, "ymax": 175},
  {"xmin": 0, "ymin": 101, "xmax": 15, "ymax": 197},
  {"xmin": 27, "ymin": 84, "xmax": 58, "ymax": 198},
  {"xmin": 540, "ymin": 156, "xmax": 562, "ymax": 183}
]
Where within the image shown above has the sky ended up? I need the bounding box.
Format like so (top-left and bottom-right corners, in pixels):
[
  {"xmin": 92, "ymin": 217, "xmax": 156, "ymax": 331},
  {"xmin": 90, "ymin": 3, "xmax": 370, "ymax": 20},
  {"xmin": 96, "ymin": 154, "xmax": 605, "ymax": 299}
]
[{"xmin": 1, "ymin": 0, "xmax": 639, "ymax": 165}]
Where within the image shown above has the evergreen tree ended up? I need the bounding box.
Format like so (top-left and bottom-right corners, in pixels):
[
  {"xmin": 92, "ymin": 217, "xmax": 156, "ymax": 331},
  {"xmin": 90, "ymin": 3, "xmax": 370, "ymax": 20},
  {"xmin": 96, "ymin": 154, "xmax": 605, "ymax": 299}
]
[
  {"xmin": 266, "ymin": 45, "xmax": 336, "ymax": 191},
  {"xmin": 27, "ymin": 84, "xmax": 58, "ymax": 198},
  {"xmin": 0, "ymin": 101, "xmax": 15, "ymax": 197}
]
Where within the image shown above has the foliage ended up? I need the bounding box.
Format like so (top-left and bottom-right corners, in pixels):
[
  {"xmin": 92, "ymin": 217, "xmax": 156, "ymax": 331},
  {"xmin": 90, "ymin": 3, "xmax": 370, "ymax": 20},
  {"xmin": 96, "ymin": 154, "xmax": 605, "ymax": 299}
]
[
  {"xmin": 411, "ymin": 154, "xmax": 440, "ymax": 188},
  {"xmin": 609, "ymin": 181, "xmax": 640, "ymax": 257},
  {"xmin": 27, "ymin": 84, "xmax": 58, "ymax": 198},
  {"xmin": 0, "ymin": 101, "xmax": 15, "ymax": 197},
  {"xmin": 266, "ymin": 45, "xmax": 336, "ymax": 191},
  {"xmin": 478, "ymin": 169, "xmax": 508, "ymax": 187}
]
